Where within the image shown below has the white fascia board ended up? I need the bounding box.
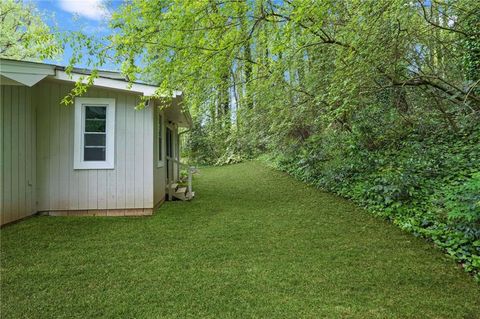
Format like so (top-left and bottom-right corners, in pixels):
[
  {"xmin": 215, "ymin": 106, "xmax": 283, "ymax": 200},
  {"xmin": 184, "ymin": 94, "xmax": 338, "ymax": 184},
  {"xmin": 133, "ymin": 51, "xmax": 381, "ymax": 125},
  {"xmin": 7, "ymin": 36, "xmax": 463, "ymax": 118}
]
[
  {"xmin": 0, "ymin": 59, "xmax": 55, "ymax": 75},
  {"xmin": 53, "ymin": 70, "xmax": 164, "ymax": 97}
]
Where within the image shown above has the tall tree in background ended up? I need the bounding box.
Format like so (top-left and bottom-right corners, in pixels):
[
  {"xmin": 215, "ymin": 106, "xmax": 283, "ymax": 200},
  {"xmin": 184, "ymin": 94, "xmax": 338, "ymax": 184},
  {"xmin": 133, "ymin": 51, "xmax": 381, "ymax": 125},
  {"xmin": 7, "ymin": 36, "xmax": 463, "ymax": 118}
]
[{"xmin": 106, "ymin": 0, "xmax": 478, "ymax": 162}]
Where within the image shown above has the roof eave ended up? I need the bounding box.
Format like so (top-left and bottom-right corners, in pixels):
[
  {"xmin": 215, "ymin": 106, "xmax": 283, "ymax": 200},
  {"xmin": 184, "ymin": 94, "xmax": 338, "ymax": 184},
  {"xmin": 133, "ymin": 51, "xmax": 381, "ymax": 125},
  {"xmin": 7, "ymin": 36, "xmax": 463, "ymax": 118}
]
[{"xmin": 51, "ymin": 70, "xmax": 170, "ymax": 97}]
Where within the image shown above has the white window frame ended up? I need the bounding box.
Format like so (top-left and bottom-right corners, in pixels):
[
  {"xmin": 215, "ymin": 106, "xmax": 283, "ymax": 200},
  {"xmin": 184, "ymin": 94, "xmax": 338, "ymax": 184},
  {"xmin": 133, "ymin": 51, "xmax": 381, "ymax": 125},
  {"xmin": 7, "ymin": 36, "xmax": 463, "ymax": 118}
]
[
  {"xmin": 74, "ymin": 97, "xmax": 115, "ymax": 169},
  {"xmin": 157, "ymin": 111, "xmax": 164, "ymax": 168}
]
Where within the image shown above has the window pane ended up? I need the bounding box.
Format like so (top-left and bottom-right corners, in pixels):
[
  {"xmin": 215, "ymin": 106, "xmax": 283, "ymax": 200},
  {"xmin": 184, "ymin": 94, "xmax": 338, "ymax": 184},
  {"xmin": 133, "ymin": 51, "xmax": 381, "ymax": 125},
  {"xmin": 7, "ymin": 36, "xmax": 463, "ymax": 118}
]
[
  {"xmin": 84, "ymin": 147, "xmax": 106, "ymax": 161},
  {"xmin": 86, "ymin": 106, "xmax": 106, "ymax": 119},
  {"xmin": 85, "ymin": 133, "xmax": 106, "ymax": 146},
  {"xmin": 85, "ymin": 119, "xmax": 106, "ymax": 132}
]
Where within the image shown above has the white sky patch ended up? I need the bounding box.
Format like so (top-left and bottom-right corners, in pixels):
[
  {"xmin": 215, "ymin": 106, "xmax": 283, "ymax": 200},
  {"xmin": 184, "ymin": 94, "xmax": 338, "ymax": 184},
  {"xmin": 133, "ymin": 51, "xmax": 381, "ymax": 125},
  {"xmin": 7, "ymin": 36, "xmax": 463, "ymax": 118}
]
[
  {"xmin": 447, "ymin": 16, "xmax": 456, "ymax": 28},
  {"xmin": 82, "ymin": 25, "xmax": 109, "ymax": 35},
  {"xmin": 58, "ymin": 0, "xmax": 110, "ymax": 21}
]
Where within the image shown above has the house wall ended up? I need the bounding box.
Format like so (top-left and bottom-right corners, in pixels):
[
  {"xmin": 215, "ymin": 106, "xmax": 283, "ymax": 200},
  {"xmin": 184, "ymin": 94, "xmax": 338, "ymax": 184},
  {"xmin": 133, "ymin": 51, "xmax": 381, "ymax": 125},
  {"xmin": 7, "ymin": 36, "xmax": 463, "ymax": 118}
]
[
  {"xmin": 1, "ymin": 85, "xmax": 37, "ymax": 226},
  {"xmin": 153, "ymin": 105, "xmax": 166, "ymax": 207},
  {"xmin": 173, "ymin": 127, "xmax": 180, "ymax": 182},
  {"xmin": 173, "ymin": 126, "xmax": 181, "ymax": 179},
  {"xmin": 35, "ymin": 81, "xmax": 154, "ymax": 212},
  {"xmin": 169, "ymin": 124, "xmax": 180, "ymax": 184},
  {"xmin": 152, "ymin": 103, "xmax": 181, "ymax": 208}
]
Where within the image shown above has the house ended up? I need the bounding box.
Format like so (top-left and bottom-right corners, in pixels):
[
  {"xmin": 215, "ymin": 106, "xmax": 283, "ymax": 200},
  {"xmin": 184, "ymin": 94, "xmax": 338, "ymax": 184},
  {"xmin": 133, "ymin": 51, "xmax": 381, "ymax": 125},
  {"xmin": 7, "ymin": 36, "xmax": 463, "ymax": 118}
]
[{"xmin": 0, "ymin": 58, "xmax": 193, "ymax": 226}]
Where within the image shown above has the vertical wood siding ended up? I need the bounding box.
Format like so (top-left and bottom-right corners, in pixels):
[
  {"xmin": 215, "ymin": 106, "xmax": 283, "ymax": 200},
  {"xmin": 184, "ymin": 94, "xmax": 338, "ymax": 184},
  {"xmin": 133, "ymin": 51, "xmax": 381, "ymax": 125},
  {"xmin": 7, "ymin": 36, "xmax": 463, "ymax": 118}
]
[
  {"xmin": 152, "ymin": 104, "xmax": 180, "ymax": 208},
  {"xmin": 153, "ymin": 106, "xmax": 166, "ymax": 206},
  {"xmin": 1, "ymin": 85, "xmax": 36, "ymax": 225},
  {"xmin": 35, "ymin": 81, "xmax": 154, "ymax": 212},
  {"xmin": 173, "ymin": 127, "xmax": 179, "ymax": 182}
]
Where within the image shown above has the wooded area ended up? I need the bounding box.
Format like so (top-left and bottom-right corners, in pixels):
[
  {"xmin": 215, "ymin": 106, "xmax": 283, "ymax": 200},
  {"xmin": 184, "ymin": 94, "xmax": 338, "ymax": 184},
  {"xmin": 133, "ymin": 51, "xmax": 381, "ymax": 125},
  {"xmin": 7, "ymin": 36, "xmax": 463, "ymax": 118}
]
[
  {"xmin": 1, "ymin": 0, "xmax": 479, "ymax": 279},
  {"xmin": 108, "ymin": 0, "xmax": 480, "ymax": 280}
]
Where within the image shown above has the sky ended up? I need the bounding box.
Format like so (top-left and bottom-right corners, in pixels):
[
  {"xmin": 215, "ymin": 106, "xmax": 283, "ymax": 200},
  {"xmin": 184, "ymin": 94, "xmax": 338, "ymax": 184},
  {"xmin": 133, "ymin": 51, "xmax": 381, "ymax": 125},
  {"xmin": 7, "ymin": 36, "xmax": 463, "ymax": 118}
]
[{"xmin": 33, "ymin": 0, "xmax": 122, "ymax": 69}]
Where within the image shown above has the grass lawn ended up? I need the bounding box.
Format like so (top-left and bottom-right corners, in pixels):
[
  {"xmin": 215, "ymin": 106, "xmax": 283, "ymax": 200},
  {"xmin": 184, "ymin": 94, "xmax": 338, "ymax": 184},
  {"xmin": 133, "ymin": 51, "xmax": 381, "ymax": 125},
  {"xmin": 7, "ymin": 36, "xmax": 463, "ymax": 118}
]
[{"xmin": 1, "ymin": 161, "xmax": 479, "ymax": 318}]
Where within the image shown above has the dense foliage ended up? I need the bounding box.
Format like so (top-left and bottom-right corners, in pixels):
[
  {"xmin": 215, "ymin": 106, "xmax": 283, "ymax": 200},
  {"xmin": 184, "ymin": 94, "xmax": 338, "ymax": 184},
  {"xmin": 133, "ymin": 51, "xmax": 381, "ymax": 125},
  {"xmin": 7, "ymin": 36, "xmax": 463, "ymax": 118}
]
[
  {"xmin": 0, "ymin": 0, "xmax": 59, "ymax": 60},
  {"xmin": 84, "ymin": 0, "xmax": 480, "ymax": 278}
]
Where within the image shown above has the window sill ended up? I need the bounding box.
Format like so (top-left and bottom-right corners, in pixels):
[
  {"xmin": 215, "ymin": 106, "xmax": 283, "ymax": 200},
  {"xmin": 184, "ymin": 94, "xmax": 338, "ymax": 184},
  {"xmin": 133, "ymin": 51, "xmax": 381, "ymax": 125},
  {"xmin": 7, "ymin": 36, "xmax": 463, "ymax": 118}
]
[{"xmin": 74, "ymin": 161, "xmax": 115, "ymax": 170}]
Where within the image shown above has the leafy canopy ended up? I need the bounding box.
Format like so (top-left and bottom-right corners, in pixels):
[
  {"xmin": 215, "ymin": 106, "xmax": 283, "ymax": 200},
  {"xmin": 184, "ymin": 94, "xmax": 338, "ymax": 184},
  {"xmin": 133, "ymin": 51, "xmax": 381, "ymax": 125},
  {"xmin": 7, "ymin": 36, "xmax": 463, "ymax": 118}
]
[{"xmin": 0, "ymin": 0, "xmax": 60, "ymax": 60}]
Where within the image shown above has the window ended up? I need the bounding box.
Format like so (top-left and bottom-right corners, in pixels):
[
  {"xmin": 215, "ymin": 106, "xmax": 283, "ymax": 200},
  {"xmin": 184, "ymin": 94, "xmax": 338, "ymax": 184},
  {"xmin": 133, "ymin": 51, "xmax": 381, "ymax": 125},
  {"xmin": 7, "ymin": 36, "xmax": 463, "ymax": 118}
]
[
  {"xmin": 157, "ymin": 112, "xmax": 164, "ymax": 167},
  {"xmin": 74, "ymin": 98, "xmax": 115, "ymax": 169}
]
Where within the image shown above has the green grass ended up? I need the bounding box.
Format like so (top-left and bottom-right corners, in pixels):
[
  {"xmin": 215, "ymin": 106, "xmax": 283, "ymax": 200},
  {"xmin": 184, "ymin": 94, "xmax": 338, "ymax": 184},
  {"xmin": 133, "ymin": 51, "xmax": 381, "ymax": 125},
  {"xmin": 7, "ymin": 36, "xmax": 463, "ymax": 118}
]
[{"xmin": 1, "ymin": 162, "xmax": 479, "ymax": 318}]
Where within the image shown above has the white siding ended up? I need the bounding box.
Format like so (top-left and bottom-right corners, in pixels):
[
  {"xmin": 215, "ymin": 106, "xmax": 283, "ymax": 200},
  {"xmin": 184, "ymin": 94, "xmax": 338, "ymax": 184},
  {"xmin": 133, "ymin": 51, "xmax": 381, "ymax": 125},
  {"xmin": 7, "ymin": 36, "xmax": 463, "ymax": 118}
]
[
  {"xmin": 125, "ymin": 95, "xmax": 136, "ymax": 208},
  {"xmin": 153, "ymin": 106, "xmax": 180, "ymax": 206},
  {"xmin": 152, "ymin": 104, "xmax": 181, "ymax": 208},
  {"xmin": 143, "ymin": 100, "xmax": 154, "ymax": 208},
  {"xmin": 173, "ymin": 126, "xmax": 180, "ymax": 182},
  {"xmin": 1, "ymin": 85, "xmax": 36, "ymax": 225},
  {"xmin": 153, "ymin": 106, "xmax": 166, "ymax": 206},
  {"xmin": 35, "ymin": 81, "xmax": 154, "ymax": 212}
]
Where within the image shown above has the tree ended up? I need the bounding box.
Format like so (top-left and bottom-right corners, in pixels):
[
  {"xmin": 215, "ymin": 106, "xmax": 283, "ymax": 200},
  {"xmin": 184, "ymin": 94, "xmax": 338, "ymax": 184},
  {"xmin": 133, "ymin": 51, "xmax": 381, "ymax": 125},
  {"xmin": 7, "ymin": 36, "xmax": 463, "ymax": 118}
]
[
  {"xmin": 0, "ymin": 0, "xmax": 60, "ymax": 60},
  {"xmin": 103, "ymin": 0, "xmax": 478, "ymax": 148}
]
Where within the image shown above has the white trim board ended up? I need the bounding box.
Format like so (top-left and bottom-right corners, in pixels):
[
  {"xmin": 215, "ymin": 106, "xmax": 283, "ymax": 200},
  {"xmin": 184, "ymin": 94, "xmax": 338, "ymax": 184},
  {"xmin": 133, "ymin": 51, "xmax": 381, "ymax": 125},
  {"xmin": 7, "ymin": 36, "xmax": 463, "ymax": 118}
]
[{"xmin": 0, "ymin": 59, "xmax": 56, "ymax": 75}]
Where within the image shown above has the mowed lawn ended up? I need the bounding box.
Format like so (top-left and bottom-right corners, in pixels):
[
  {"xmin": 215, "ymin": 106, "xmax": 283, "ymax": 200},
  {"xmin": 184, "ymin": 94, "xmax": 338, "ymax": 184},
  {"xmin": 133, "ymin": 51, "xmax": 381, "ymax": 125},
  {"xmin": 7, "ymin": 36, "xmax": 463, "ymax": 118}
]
[{"xmin": 1, "ymin": 162, "xmax": 479, "ymax": 318}]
